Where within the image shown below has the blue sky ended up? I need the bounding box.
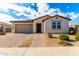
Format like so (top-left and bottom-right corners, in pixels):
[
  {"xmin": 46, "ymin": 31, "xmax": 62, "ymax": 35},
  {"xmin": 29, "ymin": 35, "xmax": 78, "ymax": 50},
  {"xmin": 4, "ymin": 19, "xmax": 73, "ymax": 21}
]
[{"xmin": 0, "ymin": 3, "xmax": 79, "ymax": 25}]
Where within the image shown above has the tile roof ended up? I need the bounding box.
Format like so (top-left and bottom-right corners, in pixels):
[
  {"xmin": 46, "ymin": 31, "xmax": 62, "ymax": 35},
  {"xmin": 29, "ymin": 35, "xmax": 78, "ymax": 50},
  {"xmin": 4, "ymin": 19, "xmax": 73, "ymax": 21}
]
[
  {"xmin": 10, "ymin": 15, "xmax": 71, "ymax": 23},
  {"xmin": 10, "ymin": 20, "xmax": 33, "ymax": 23},
  {"xmin": 42, "ymin": 15, "xmax": 71, "ymax": 22}
]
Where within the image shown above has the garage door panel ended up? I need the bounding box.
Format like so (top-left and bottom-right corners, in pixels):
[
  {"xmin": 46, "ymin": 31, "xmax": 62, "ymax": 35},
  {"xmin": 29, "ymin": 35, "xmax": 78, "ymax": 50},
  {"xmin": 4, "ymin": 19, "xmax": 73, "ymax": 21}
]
[{"xmin": 15, "ymin": 24, "xmax": 33, "ymax": 33}]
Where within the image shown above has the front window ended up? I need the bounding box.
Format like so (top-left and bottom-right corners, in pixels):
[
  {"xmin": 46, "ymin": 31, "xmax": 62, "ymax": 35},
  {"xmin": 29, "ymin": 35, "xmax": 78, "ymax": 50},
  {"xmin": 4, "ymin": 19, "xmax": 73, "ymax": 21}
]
[
  {"xmin": 52, "ymin": 22, "xmax": 56, "ymax": 29},
  {"xmin": 52, "ymin": 21, "xmax": 61, "ymax": 29},
  {"xmin": 57, "ymin": 22, "xmax": 61, "ymax": 29}
]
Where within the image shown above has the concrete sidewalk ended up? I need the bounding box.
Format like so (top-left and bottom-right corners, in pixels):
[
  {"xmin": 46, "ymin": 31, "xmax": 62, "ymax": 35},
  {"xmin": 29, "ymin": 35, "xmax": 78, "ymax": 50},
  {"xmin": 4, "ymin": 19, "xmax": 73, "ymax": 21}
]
[{"xmin": 0, "ymin": 47, "xmax": 79, "ymax": 56}]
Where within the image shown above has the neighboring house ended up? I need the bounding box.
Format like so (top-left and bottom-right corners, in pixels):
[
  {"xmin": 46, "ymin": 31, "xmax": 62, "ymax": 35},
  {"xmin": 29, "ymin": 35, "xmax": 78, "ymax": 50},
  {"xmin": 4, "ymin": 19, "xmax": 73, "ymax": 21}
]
[
  {"xmin": 70, "ymin": 24, "xmax": 79, "ymax": 33},
  {"xmin": 4, "ymin": 24, "xmax": 12, "ymax": 32},
  {"xmin": 75, "ymin": 24, "xmax": 79, "ymax": 33},
  {"xmin": 69, "ymin": 24, "xmax": 77, "ymax": 28},
  {"xmin": 10, "ymin": 15, "xmax": 71, "ymax": 34},
  {"xmin": 0, "ymin": 22, "xmax": 11, "ymax": 32},
  {"xmin": 0, "ymin": 23, "xmax": 4, "ymax": 32}
]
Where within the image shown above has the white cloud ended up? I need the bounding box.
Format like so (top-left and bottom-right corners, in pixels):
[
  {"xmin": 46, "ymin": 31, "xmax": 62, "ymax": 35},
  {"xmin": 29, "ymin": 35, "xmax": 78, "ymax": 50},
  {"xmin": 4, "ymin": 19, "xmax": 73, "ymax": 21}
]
[
  {"xmin": 0, "ymin": 13, "xmax": 26, "ymax": 23},
  {"xmin": 0, "ymin": 3, "xmax": 67, "ymax": 19},
  {"xmin": 67, "ymin": 12, "xmax": 79, "ymax": 19},
  {"xmin": 36, "ymin": 3, "xmax": 49, "ymax": 16},
  {"xmin": 0, "ymin": 3, "xmax": 38, "ymax": 19},
  {"xmin": 16, "ymin": 13, "xmax": 24, "ymax": 16},
  {"xmin": 71, "ymin": 14, "xmax": 79, "ymax": 19},
  {"xmin": 0, "ymin": 3, "xmax": 79, "ymax": 24},
  {"xmin": 36, "ymin": 3, "xmax": 66, "ymax": 17},
  {"xmin": 0, "ymin": 3, "xmax": 36, "ymax": 14},
  {"xmin": 31, "ymin": 3, "xmax": 35, "ymax": 6},
  {"xmin": 0, "ymin": 14, "xmax": 17, "ymax": 23}
]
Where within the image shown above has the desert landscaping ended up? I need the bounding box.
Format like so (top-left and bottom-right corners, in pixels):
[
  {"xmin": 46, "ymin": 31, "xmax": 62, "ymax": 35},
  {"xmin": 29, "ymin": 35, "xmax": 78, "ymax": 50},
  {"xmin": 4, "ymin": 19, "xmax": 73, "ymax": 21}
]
[{"xmin": 0, "ymin": 33, "xmax": 79, "ymax": 47}]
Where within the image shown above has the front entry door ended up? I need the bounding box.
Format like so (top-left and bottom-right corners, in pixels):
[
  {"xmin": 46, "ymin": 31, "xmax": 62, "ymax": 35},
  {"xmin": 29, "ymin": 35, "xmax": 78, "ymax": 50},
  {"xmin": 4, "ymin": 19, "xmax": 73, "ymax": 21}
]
[{"xmin": 36, "ymin": 23, "xmax": 41, "ymax": 33}]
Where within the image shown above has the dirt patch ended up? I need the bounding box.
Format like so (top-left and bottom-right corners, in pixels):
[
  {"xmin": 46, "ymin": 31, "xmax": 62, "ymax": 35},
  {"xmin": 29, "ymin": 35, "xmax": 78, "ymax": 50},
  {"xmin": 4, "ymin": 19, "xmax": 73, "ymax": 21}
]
[
  {"xmin": 0, "ymin": 33, "xmax": 33, "ymax": 47},
  {"xmin": 59, "ymin": 41, "xmax": 74, "ymax": 46},
  {"xmin": 19, "ymin": 36, "xmax": 33, "ymax": 47},
  {"xmin": 43, "ymin": 34, "xmax": 61, "ymax": 47},
  {"xmin": 30, "ymin": 34, "xmax": 47, "ymax": 47}
]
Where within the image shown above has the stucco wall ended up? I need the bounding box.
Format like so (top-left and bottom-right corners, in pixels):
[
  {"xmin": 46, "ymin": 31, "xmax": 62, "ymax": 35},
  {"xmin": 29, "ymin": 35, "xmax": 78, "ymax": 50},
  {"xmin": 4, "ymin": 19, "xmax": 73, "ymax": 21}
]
[
  {"xmin": 11, "ymin": 15, "xmax": 69, "ymax": 34},
  {"xmin": 44, "ymin": 17, "xmax": 69, "ymax": 33},
  {"xmin": 11, "ymin": 23, "xmax": 15, "ymax": 32},
  {"xmin": 33, "ymin": 16, "xmax": 49, "ymax": 33},
  {"xmin": 76, "ymin": 26, "xmax": 79, "ymax": 33},
  {"xmin": 0, "ymin": 24, "xmax": 4, "ymax": 32}
]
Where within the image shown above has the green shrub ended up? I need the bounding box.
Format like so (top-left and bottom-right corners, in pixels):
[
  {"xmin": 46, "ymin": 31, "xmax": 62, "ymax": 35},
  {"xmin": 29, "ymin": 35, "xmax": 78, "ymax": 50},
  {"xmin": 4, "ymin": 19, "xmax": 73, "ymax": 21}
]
[
  {"xmin": 68, "ymin": 30, "xmax": 75, "ymax": 35},
  {"xmin": 68, "ymin": 27, "xmax": 76, "ymax": 35},
  {"xmin": 75, "ymin": 34, "xmax": 79, "ymax": 41},
  {"xmin": 59, "ymin": 34, "xmax": 69, "ymax": 41},
  {"xmin": 48, "ymin": 33, "xmax": 52, "ymax": 38}
]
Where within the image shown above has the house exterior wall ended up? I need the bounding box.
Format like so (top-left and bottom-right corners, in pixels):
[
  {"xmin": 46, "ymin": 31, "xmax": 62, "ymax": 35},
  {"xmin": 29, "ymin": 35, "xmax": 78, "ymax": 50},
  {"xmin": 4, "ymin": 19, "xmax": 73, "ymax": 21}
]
[
  {"xmin": 77, "ymin": 26, "xmax": 79, "ymax": 31},
  {"xmin": 11, "ymin": 23, "xmax": 15, "ymax": 32},
  {"xmin": 44, "ymin": 17, "xmax": 69, "ymax": 33},
  {"xmin": 11, "ymin": 15, "xmax": 70, "ymax": 34},
  {"xmin": 0, "ymin": 24, "xmax": 4, "ymax": 32},
  {"xmin": 33, "ymin": 16, "xmax": 49, "ymax": 33},
  {"xmin": 76, "ymin": 25, "xmax": 79, "ymax": 33}
]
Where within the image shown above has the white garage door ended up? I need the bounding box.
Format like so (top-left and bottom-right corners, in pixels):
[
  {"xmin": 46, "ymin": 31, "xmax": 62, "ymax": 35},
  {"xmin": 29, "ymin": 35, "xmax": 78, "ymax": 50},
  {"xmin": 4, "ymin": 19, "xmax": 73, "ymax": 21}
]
[{"xmin": 15, "ymin": 24, "xmax": 33, "ymax": 33}]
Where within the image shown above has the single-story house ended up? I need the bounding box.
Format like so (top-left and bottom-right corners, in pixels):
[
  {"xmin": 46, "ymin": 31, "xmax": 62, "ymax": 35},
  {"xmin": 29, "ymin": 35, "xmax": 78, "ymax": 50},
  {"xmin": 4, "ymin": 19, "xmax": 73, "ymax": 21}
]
[{"xmin": 10, "ymin": 15, "xmax": 71, "ymax": 34}]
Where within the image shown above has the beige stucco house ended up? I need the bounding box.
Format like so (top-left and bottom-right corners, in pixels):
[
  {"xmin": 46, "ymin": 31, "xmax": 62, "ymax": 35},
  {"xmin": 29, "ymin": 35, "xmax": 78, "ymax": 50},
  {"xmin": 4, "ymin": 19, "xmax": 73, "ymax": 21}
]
[{"xmin": 10, "ymin": 15, "xmax": 71, "ymax": 34}]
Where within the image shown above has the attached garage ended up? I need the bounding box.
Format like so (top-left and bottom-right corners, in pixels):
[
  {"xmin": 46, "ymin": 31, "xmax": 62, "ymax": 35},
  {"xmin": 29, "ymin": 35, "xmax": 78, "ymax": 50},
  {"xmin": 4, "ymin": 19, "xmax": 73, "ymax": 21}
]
[{"xmin": 15, "ymin": 24, "xmax": 33, "ymax": 33}]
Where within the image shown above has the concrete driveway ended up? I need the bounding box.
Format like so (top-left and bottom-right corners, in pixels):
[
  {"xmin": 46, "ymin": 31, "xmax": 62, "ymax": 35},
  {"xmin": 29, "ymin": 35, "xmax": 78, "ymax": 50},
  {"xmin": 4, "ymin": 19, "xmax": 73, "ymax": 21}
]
[{"xmin": 0, "ymin": 33, "xmax": 33, "ymax": 47}]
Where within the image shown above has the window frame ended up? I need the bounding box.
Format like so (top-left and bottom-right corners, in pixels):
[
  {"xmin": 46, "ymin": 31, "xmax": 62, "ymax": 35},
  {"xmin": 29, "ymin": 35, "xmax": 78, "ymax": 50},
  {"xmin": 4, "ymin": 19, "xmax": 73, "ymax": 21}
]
[
  {"xmin": 52, "ymin": 21, "xmax": 61, "ymax": 29},
  {"xmin": 56, "ymin": 21, "xmax": 61, "ymax": 29},
  {"xmin": 52, "ymin": 21, "xmax": 56, "ymax": 29}
]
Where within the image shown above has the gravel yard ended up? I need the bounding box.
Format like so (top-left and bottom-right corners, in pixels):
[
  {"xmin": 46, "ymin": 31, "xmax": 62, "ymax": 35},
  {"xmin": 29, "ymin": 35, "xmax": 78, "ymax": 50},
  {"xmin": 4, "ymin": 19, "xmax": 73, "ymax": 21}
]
[
  {"xmin": 0, "ymin": 33, "xmax": 78, "ymax": 47},
  {"xmin": 0, "ymin": 33, "xmax": 48, "ymax": 47},
  {"xmin": 0, "ymin": 33, "xmax": 33, "ymax": 47},
  {"xmin": 0, "ymin": 33, "xmax": 47, "ymax": 47}
]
